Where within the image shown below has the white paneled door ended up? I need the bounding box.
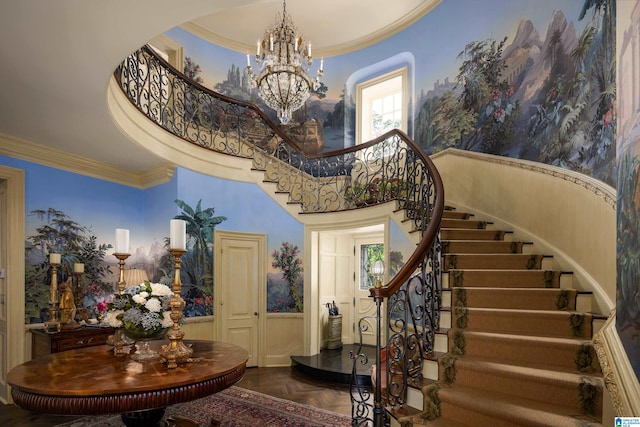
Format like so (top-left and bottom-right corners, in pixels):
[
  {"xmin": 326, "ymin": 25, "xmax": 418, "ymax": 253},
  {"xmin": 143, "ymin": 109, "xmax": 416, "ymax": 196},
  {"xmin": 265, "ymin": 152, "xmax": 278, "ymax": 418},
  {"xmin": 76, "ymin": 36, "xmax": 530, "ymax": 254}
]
[{"xmin": 214, "ymin": 231, "xmax": 265, "ymax": 367}]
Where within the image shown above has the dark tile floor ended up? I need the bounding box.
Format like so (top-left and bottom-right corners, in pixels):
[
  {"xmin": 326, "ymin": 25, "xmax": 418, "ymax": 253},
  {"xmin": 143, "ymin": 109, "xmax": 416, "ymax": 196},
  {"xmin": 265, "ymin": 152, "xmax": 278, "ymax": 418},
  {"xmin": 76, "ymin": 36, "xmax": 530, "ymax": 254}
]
[{"xmin": 291, "ymin": 343, "xmax": 376, "ymax": 385}]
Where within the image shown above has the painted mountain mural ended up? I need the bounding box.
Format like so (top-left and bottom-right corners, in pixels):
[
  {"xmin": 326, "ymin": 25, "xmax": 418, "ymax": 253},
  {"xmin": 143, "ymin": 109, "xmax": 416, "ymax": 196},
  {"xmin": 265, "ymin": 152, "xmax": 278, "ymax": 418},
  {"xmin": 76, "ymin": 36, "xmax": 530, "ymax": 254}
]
[{"xmin": 416, "ymin": 6, "xmax": 615, "ymax": 186}]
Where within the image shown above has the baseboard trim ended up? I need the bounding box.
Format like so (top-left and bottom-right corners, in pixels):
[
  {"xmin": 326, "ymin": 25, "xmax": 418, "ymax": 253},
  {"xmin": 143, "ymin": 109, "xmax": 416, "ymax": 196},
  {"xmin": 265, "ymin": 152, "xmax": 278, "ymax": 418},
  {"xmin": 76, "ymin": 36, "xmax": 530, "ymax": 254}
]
[{"xmin": 593, "ymin": 310, "xmax": 640, "ymax": 416}]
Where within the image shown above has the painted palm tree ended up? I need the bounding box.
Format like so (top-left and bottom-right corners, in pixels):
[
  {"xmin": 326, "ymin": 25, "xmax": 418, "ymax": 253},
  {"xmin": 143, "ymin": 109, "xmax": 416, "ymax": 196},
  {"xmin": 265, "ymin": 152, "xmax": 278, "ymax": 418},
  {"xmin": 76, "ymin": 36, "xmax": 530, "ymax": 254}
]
[{"xmin": 173, "ymin": 199, "xmax": 227, "ymax": 284}]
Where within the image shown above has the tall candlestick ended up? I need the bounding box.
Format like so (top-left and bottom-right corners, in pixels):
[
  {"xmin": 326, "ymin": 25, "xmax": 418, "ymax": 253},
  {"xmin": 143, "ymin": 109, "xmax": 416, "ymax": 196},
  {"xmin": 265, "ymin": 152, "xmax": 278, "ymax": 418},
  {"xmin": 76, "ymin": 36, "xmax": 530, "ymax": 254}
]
[
  {"xmin": 49, "ymin": 253, "xmax": 61, "ymax": 265},
  {"xmin": 160, "ymin": 248, "xmax": 192, "ymax": 368},
  {"xmin": 170, "ymin": 219, "xmax": 186, "ymax": 250},
  {"xmin": 73, "ymin": 263, "xmax": 84, "ymax": 273},
  {"xmin": 115, "ymin": 229, "xmax": 130, "ymax": 254}
]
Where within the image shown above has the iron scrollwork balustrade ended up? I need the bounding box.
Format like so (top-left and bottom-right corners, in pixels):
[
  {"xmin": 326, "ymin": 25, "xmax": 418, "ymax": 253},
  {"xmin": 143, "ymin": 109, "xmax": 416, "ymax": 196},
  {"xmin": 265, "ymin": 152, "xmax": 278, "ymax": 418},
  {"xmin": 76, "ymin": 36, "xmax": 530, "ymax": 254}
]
[
  {"xmin": 350, "ymin": 317, "xmax": 387, "ymax": 427},
  {"xmin": 114, "ymin": 45, "xmax": 444, "ymax": 426}
]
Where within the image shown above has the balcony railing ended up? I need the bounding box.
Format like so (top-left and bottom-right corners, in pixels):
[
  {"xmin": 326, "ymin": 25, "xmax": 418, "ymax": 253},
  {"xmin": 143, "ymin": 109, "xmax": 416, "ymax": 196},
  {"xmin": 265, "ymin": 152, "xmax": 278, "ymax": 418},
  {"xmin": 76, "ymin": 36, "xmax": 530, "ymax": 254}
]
[{"xmin": 114, "ymin": 45, "xmax": 444, "ymax": 426}]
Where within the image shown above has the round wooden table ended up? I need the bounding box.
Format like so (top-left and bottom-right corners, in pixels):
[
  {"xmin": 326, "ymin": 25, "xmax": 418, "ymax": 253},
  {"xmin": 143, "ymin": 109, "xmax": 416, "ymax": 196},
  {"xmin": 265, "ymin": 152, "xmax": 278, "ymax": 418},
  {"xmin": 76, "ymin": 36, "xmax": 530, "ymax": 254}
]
[{"xmin": 7, "ymin": 340, "xmax": 248, "ymax": 426}]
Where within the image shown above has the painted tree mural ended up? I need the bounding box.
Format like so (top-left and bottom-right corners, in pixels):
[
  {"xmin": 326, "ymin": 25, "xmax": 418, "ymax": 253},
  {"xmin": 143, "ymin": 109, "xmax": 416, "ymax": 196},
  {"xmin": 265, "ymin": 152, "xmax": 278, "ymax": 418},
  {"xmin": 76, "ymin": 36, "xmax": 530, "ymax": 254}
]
[
  {"xmin": 415, "ymin": 0, "xmax": 616, "ymax": 186},
  {"xmin": 270, "ymin": 241, "xmax": 303, "ymax": 313},
  {"xmin": 171, "ymin": 198, "xmax": 227, "ymax": 317},
  {"xmin": 25, "ymin": 208, "xmax": 113, "ymax": 323}
]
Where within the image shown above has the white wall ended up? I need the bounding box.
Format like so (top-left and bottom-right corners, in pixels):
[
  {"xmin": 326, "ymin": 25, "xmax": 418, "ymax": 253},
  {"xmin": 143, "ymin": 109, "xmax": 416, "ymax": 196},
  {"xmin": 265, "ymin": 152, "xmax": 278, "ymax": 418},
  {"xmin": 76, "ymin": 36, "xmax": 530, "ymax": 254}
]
[{"xmin": 432, "ymin": 148, "xmax": 616, "ymax": 314}]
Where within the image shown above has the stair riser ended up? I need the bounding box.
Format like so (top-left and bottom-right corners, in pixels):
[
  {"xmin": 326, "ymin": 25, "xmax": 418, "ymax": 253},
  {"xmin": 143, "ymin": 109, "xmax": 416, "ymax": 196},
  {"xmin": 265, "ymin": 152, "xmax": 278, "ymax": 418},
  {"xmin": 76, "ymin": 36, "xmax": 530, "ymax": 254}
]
[
  {"xmin": 441, "ymin": 229, "xmax": 506, "ymax": 241},
  {"xmin": 442, "ymin": 211, "xmax": 471, "ymax": 220},
  {"xmin": 437, "ymin": 399, "xmax": 558, "ymax": 427},
  {"xmin": 447, "ymin": 364, "xmax": 603, "ymax": 417},
  {"xmin": 451, "ymin": 288, "xmax": 577, "ymax": 311},
  {"xmin": 444, "ymin": 254, "xmax": 543, "ymax": 271},
  {"xmin": 436, "ymin": 394, "xmax": 597, "ymax": 427},
  {"xmin": 450, "ymin": 333, "xmax": 601, "ymax": 373},
  {"xmin": 453, "ymin": 310, "xmax": 593, "ymax": 339},
  {"xmin": 434, "ymin": 333, "xmax": 448, "ymax": 353},
  {"xmin": 441, "ymin": 219, "xmax": 488, "ymax": 229},
  {"xmin": 448, "ymin": 270, "xmax": 561, "ymax": 288},
  {"xmin": 438, "ymin": 398, "xmax": 520, "ymax": 427},
  {"xmin": 443, "ymin": 241, "xmax": 524, "ymax": 254}
]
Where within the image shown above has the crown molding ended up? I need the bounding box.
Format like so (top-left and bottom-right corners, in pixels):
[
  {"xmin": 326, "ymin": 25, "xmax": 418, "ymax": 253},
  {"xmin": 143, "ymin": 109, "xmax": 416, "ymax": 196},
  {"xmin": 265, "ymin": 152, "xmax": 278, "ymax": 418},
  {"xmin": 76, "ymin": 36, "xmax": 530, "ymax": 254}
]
[{"xmin": 0, "ymin": 133, "xmax": 175, "ymax": 189}]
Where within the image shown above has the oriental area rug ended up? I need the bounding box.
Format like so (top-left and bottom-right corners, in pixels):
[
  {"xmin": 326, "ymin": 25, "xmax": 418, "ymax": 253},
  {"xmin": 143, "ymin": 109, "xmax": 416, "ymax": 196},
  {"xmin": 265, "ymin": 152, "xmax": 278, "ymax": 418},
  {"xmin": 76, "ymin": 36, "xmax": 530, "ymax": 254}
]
[{"xmin": 55, "ymin": 386, "xmax": 352, "ymax": 427}]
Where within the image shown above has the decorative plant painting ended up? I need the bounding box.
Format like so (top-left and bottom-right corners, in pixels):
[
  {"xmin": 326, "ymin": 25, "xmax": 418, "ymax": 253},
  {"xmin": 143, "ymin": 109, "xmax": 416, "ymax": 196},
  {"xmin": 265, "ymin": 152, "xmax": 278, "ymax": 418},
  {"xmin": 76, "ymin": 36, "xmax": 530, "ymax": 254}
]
[
  {"xmin": 25, "ymin": 208, "xmax": 114, "ymax": 323},
  {"xmin": 269, "ymin": 241, "xmax": 303, "ymax": 313},
  {"xmin": 23, "ymin": 198, "xmax": 228, "ymax": 323},
  {"xmin": 169, "ymin": 198, "xmax": 226, "ymax": 317}
]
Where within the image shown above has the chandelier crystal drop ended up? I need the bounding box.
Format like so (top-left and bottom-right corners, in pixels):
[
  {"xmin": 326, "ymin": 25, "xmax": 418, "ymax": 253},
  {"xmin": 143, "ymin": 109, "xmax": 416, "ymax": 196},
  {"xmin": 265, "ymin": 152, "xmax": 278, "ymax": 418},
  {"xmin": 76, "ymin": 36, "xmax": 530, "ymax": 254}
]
[{"xmin": 245, "ymin": 0, "xmax": 324, "ymax": 124}]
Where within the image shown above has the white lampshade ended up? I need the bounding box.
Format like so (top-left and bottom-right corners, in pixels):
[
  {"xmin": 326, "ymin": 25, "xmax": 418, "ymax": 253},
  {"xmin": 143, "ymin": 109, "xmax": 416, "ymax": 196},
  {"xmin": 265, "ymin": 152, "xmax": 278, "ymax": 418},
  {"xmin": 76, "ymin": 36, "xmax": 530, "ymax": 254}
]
[{"xmin": 123, "ymin": 268, "xmax": 149, "ymax": 288}]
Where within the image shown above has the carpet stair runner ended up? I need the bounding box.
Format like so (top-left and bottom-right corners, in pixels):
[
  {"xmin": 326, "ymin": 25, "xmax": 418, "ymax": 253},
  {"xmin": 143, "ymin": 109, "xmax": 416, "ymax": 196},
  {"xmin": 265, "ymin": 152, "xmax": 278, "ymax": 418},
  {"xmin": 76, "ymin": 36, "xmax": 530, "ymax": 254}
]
[{"xmin": 396, "ymin": 208, "xmax": 603, "ymax": 427}]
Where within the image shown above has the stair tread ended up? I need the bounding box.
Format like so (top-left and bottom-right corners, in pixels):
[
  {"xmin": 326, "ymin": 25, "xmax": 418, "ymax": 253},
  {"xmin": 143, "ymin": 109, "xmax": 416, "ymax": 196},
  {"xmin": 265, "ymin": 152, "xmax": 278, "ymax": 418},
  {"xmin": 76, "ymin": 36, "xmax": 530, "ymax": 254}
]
[
  {"xmin": 454, "ymin": 329, "xmax": 594, "ymax": 345},
  {"xmin": 453, "ymin": 286, "xmax": 572, "ymax": 292},
  {"xmin": 446, "ymin": 329, "xmax": 601, "ymax": 373},
  {"xmin": 452, "ymin": 354, "xmax": 604, "ymax": 380},
  {"xmin": 435, "ymin": 385, "xmax": 602, "ymax": 426},
  {"xmin": 458, "ymin": 306, "xmax": 589, "ymax": 315}
]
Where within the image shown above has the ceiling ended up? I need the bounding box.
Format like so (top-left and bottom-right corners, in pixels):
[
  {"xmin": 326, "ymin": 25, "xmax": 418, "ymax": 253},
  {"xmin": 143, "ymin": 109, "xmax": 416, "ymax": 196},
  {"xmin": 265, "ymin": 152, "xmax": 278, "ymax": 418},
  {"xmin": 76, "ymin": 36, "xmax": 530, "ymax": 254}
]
[{"xmin": 0, "ymin": 0, "xmax": 440, "ymax": 181}]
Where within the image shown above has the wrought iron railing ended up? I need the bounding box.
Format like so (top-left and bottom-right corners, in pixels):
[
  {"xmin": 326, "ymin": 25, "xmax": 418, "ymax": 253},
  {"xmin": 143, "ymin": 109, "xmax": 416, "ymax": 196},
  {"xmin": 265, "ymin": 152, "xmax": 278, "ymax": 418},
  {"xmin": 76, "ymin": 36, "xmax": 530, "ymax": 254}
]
[{"xmin": 114, "ymin": 45, "xmax": 444, "ymax": 427}]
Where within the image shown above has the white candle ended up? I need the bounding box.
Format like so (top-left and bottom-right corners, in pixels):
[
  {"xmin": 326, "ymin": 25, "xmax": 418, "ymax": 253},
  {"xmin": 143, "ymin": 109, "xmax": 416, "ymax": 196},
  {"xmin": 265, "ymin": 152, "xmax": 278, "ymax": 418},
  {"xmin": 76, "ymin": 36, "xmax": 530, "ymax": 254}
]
[
  {"xmin": 320, "ymin": 58, "xmax": 324, "ymax": 72},
  {"xmin": 247, "ymin": 53, "xmax": 251, "ymax": 67},
  {"xmin": 49, "ymin": 253, "xmax": 61, "ymax": 264},
  {"xmin": 170, "ymin": 219, "xmax": 186, "ymax": 250},
  {"xmin": 115, "ymin": 228, "xmax": 130, "ymax": 254},
  {"xmin": 294, "ymin": 36, "xmax": 298, "ymax": 52},
  {"xmin": 74, "ymin": 263, "xmax": 84, "ymax": 273},
  {"xmin": 257, "ymin": 39, "xmax": 261, "ymax": 56},
  {"xmin": 270, "ymin": 34, "xmax": 273, "ymax": 51},
  {"xmin": 308, "ymin": 43, "xmax": 311, "ymax": 57}
]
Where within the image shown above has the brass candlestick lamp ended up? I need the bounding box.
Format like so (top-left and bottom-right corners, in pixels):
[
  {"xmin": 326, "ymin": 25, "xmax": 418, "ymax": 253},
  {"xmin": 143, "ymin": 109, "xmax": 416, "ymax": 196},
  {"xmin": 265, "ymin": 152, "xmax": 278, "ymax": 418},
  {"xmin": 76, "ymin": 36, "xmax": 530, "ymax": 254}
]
[
  {"xmin": 114, "ymin": 253, "xmax": 130, "ymax": 292},
  {"xmin": 160, "ymin": 219, "xmax": 193, "ymax": 368},
  {"xmin": 160, "ymin": 248, "xmax": 193, "ymax": 368},
  {"xmin": 113, "ymin": 228, "xmax": 131, "ymax": 292},
  {"xmin": 73, "ymin": 263, "xmax": 89, "ymax": 323},
  {"xmin": 44, "ymin": 253, "xmax": 61, "ymax": 333}
]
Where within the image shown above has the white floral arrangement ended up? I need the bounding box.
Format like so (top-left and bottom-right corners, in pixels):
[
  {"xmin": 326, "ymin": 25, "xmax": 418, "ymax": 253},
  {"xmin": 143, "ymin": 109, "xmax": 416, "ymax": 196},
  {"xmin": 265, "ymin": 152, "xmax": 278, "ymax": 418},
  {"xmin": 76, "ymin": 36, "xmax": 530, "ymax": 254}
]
[{"xmin": 106, "ymin": 281, "xmax": 174, "ymax": 336}]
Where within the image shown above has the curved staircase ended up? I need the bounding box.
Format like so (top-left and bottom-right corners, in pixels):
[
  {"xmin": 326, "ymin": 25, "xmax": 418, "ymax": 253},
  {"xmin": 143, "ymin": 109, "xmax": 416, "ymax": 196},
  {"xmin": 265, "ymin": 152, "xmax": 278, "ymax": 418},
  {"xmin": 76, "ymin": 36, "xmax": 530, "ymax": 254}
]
[{"xmin": 398, "ymin": 207, "xmax": 604, "ymax": 427}]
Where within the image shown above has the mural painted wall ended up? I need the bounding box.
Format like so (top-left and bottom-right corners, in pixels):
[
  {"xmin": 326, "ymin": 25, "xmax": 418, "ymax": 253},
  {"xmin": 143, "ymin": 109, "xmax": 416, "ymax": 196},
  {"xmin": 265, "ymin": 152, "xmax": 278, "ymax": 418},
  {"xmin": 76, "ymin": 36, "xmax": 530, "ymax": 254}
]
[
  {"xmin": 166, "ymin": 0, "xmax": 615, "ymax": 187},
  {"xmin": 162, "ymin": 0, "xmax": 624, "ymax": 378},
  {"xmin": 174, "ymin": 168, "xmax": 304, "ymax": 313},
  {"xmin": 616, "ymin": 0, "xmax": 640, "ymax": 382},
  {"xmin": 0, "ymin": 155, "xmax": 304, "ymax": 324}
]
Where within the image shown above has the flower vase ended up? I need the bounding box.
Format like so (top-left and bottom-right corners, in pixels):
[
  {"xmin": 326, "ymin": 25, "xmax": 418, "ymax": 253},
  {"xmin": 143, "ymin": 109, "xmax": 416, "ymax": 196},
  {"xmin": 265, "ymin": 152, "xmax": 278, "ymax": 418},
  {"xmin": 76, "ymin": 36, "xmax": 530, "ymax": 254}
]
[{"xmin": 123, "ymin": 326, "xmax": 168, "ymax": 362}]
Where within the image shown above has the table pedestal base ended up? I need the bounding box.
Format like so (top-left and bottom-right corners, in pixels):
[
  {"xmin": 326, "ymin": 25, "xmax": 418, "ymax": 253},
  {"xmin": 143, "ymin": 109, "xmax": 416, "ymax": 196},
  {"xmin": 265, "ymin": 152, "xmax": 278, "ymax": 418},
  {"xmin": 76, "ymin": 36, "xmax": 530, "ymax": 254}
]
[{"xmin": 121, "ymin": 408, "xmax": 165, "ymax": 427}]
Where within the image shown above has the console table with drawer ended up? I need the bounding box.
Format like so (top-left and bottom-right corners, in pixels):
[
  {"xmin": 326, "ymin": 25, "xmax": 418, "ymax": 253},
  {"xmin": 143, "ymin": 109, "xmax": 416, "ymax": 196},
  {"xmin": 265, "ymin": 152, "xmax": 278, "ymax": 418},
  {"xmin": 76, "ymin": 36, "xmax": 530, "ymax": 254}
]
[{"xmin": 31, "ymin": 326, "xmax": 115, "ymax": 359}]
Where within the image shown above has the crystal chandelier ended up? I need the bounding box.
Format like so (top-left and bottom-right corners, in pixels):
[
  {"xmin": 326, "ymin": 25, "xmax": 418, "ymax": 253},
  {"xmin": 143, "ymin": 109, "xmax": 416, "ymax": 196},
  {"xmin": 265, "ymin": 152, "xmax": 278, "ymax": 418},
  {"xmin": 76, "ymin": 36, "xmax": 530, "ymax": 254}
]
[{"xmin": 246, "ymin": 0, "xmax": 324, "ymax": 124}]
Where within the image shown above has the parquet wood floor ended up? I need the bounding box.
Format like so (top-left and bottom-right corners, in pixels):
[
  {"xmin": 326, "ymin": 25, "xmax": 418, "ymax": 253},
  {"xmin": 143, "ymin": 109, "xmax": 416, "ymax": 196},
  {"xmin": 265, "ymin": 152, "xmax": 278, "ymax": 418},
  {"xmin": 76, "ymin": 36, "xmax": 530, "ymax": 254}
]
[{"xmin": 0, "ymin": 366, "xmax": 352, "ymax": 426}]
